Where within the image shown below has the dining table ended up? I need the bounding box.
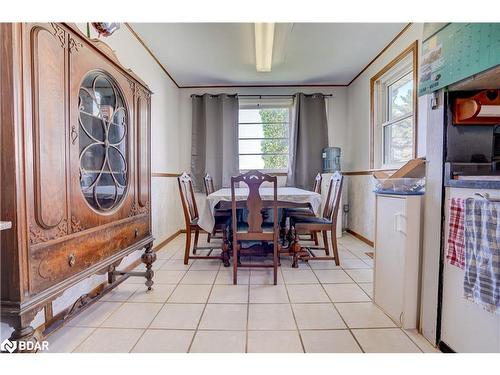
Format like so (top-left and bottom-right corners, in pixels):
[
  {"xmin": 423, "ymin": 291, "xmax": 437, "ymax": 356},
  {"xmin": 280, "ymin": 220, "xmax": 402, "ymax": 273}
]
[{"xmin": 198, "ymin": 186, "xmax": 322, "ymax": 233}]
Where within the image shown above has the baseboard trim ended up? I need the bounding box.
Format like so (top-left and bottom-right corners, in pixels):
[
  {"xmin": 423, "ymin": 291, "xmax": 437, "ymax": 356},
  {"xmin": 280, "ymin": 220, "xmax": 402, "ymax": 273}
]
[
  {"xmin": 345, "ymin": 228, "xmax": 374, "ymax": 247},
  {"xmin": 153, "ymin": 229, "xmax": 183, "ymax": 251}
]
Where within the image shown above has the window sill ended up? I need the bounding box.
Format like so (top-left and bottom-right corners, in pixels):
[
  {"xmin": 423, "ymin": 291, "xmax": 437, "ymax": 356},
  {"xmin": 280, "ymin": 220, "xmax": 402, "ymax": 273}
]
[{"xmin": 238, "ymin": 170, "xmax": 288, "ymax": 176}]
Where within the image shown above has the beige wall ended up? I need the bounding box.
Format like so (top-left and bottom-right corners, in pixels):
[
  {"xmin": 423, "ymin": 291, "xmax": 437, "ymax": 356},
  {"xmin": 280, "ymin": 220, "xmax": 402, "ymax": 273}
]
[{"xmin": 345, "ymin": 23, "xmax": 425, "ymax": 242}]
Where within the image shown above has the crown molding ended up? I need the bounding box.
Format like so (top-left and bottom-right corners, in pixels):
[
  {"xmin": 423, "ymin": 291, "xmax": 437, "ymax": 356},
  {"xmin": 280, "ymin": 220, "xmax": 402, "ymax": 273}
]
[{"xmin": 125, "ymin": 23, "xmax": 180, "ymax": 88}]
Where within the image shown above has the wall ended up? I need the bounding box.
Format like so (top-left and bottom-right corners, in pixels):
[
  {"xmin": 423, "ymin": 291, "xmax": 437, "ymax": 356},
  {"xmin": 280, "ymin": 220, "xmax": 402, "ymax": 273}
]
[
  {"xmin": 345, "ymin": 23, "xmax": 425, "ymax": 242},
  {"xmin": 178, "ymin": 86, "xmax": 349, "ymax": 170},
  {"xmin": 1, "ymin": 23, "xmax": 183, "ymax": 341}
]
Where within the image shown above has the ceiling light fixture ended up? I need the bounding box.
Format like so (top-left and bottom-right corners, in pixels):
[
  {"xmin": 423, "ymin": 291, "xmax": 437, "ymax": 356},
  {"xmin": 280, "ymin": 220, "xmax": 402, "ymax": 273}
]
[{"xmin": 254, "ymin": 23, "xmax": 275, "ymax": 72}]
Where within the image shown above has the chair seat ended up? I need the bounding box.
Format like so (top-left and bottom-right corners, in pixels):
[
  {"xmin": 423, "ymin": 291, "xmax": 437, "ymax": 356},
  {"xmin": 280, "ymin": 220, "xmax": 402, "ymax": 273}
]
[
  {"xmin": 290, "ymin": 215, "xmax": 332, "ymax": 227},
  {"xmin": 191, "ymin": 215, "xmax": 230, "ymax": 228},
  {"xmin": 284, "ymin": 207, "xmax": 314, "ymax": 216}
]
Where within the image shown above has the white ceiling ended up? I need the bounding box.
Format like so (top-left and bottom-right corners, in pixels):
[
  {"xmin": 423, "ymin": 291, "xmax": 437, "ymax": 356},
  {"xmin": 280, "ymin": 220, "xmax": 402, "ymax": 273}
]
[{"xmin": 130, "ymin": 23, "xmax": 407, "ymax": 87}]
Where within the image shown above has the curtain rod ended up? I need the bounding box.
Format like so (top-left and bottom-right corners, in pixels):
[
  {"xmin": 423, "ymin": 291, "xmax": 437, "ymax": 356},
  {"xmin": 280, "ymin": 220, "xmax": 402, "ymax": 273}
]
[
  {"xmin": 190, "ymin": 93, "xmax": 333, "ymax": 98},
  {"xmin": 238, "ymin": 94, "xmax": 333, "ymax": 98}
]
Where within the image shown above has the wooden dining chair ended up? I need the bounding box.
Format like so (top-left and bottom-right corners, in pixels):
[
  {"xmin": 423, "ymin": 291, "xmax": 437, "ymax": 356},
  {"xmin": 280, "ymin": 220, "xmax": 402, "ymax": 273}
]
[
  {"xmin": 313, "ymin": 172, "xmax": 322, "ymax": 194},
  {"xmin": 231, "ymin": 170, "xmax": 279, "ymax": 285},
  {"xmin": 203, "ymin": 173, "xmax": 231, "ymax": 243},
  {"xmin": 282, "ymin": 172, "xmax": 322, "ymax": 245},
  {"xmin": 289, "ymin": 172, "xmax": 343, "ymax": 267},
  {"xmin": 177, "ymin": 172, "xmax": 230, "ymax": 266},
  {"xmin": 203, "ymin": 173, "xmax": 215, "ymax": 195}
]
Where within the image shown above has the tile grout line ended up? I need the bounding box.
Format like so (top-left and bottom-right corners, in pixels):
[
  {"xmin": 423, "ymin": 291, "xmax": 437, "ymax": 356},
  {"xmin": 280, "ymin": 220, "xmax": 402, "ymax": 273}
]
[
  {"xmin": 245, "ymin": 266, "xmax": 251, "ymax": 353},
  {"xmin": 308, "ymin": 255, "xmax": 366, "ymax": 353},
  {"xmin": 397, "ymin": 328, "xmax": 425, "ymax": 353},
  {"xmin": 313, "ymin": 271, "xmax": 365, "ymax": 353},
  {"xmin": 340, "ymin": 236, "xmax": 425, "ymax": 353},
  {"xmin": 70, "ymin": 236, "xmax": 334, "ymax": 352},
  {"xmin": 69, "ymin": 240, "xmax": 184, "ymax": 352},
  {"xmin": 128, "ymin": 243, "xmax": 192, "ymax": 353},
  {"xmin": 281, "ymin": 267, "xmax": 306, "ymax": 353},
  {"xmin": 55, "ymin": 326, "xmax": 98, "ymax": 353},
  {"xmin": 186, "ymin": 258, "xmax": 221, "ymax": 353},
  {"xmin": 336, "ymin": 235, "xmax": 423, "ymax": 352},
  {"xmin": 67, "ymin": 234, "xmax": 423, "ymax": 353},
  {"xmin": 71, "ymin": 299, "xmax": 128, "ymax": 352}
]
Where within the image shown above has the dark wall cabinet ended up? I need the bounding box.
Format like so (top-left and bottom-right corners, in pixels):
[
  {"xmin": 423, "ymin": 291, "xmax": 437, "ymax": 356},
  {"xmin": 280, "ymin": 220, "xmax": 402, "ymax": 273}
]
[{"xmin": 1, "ymin": 23, "xmax": 154, "ymax": 349}]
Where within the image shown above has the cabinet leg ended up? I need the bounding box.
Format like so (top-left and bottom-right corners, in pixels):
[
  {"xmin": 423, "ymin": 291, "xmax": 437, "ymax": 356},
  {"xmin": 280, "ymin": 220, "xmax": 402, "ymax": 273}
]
[
  {"xmin": 141, "ymin": 243, "xmax": 156, "ymax": 290},
  {"xmin": 8, "ymin": 320, "xmax": 42, "ymax": 353}
]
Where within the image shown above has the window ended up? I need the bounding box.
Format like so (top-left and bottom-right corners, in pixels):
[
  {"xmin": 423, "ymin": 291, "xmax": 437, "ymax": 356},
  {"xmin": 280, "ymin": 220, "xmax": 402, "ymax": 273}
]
[
  {"xmin": 371, "ymin": 42, "xmax": 417, "ymax": 169},
  {"xmin": 383, "ymin": 71, "xmax": 414, "ymax": 165},
  {"xmin": 238, "ymin": 105, "xmax": 290, "ymax": 171}
]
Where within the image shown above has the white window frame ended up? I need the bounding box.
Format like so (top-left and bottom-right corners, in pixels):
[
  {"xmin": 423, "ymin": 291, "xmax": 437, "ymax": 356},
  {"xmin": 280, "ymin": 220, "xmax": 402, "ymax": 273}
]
[
  {"xmin": 238, "ymin": 101, "xmax": 292, "ymax": 173},
  {"xmin": 370, "ymin": 42, "xmax": 417, "ymax": 170}
]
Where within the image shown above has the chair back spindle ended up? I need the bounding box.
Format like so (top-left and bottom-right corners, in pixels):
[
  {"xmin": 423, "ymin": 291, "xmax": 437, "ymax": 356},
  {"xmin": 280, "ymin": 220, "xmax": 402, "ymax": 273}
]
[
  {"xmin": 178, "ymin": 172, "xmax": 199, "ymax": 224},
  {"xmin": 313, "ymin": 173, "xmax": 322, "ymax": 194},
  {"xmin": 322, "ymin": 172, "xmax": 343, "ymax": 220},
  {"xmin": 203, "ymin": 173, "xmax": 215, "ymax": 196},
  {"xmin": 231, "ymin": 170, "xmax": 278, "ymax": 234}
]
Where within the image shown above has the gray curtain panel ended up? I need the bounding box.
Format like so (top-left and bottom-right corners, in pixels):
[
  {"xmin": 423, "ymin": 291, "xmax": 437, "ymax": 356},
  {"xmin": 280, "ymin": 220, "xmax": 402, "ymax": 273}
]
[
  {"xmin": 287, "ymin": 93, "xmax": 328, "ymax": 190},
  {"xmin": 191, "ymin": 94, "xmax": 239, "ymax": 191}
]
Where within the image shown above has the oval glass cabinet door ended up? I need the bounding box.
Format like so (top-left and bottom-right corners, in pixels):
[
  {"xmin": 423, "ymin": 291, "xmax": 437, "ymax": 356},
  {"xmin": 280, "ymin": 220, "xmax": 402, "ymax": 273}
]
[{"xmin": 78, "ymin": 71, "xmax": 128, "ymax": 212}]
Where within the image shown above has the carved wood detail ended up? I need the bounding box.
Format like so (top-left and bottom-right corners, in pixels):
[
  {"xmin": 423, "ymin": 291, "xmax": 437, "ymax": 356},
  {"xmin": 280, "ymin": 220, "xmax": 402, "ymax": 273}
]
[
  {"xmin": 128, "ymin": 201, "xmax": 149, "ymax": 217},
  {"xmin": 50, "ymin": 23, "xmax": 66, "ymax": 48},
  {"xmin": 56, "ymin": 220, "xmax": 68, "ymax": 238},
  {"xmin": 129, "ymin": 201, "xmax": 150, "ymax": 217},
  {"xmin": 68, "ymin": 36, "xmax": 83, "ymax": 53},
  {"xmin": 49, "ymin": 23, "xmax": 83, "ymax": 54},
  {"xmin": 70, "ymin": 216, "xmax": 84, "ymax": 233},
  {"xmin": 128, "ymin": 77, "xmax": 150, "ymax": 99},
  {"xmin": 29, "ymin": 219, "xmax": 69, "ymax": 245},
  {"xmin": 127, "ymin": 78, "xmax": 135, "ymax": 92},
  {"xmin": 136, "ymin": 85, "xmax": 151, "ymax": 99},
  {"xmin": 29, "ymin": 225, "xmax": 48, "ymax": 245}
]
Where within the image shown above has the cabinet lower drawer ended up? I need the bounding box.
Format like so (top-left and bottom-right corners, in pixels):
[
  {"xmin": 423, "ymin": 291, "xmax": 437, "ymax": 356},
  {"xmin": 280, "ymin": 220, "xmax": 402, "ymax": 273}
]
[{"xmin": 29, "ymin": 216, "xmax": 150, "ymax": 294}]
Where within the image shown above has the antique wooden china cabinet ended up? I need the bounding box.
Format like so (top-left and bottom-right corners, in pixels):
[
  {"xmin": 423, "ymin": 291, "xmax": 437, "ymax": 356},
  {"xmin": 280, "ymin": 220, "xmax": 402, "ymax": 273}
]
[{"xmin": 0, "ymin": 23, "xmax": 155, "ymax": 349}]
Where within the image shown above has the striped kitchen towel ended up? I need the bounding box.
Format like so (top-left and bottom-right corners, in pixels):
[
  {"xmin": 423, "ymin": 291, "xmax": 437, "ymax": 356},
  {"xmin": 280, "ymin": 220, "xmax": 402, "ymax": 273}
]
[
  {"xmin": 463, "ymin": 198, "xmax": 500, "ymax": 314},
  {"xmin": 446, "ymin": 197, "xmax": 465, "ymax": 269}
]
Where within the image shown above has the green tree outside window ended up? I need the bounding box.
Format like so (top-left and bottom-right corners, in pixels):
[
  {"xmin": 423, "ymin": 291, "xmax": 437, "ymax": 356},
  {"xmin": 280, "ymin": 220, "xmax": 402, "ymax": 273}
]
[{"xmin": 259, "ymin": 108, "xmax": 289, "ymax": 169}]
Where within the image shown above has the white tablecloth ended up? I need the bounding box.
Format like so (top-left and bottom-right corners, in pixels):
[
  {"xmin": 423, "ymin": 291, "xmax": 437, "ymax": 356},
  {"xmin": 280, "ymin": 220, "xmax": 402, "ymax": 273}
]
[{"xmin": 198, "ymin": 187, "xmax": 322, "ymax": 232}]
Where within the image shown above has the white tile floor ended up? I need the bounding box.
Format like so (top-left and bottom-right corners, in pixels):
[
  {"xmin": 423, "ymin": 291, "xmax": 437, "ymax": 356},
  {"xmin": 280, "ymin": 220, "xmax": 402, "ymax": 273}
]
[{"xmin": 45, "ymin": 233, "xmax": 438, "ymax": 353}]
